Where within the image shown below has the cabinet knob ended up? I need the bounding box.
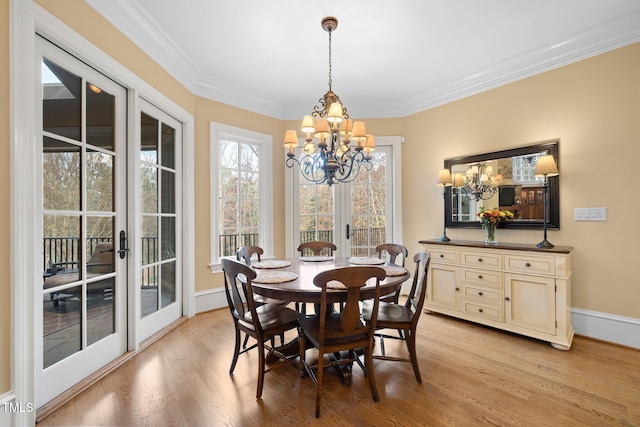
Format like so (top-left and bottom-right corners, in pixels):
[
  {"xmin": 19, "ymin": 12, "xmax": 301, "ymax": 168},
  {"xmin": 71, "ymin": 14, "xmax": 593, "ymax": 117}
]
[
  {"xmin": 478, "ymin": 275, "xmax": 483, "ymax": 279},
  {"xmin": 440, "ymin": 254, "xmax": 444, "ymax": 258},
  {"xmin": 478, "ymin": 291, "xmax": 483, "ymax": 296},
  {"xmin": 478, "ymin": 258, "xmax": 483, "ymax": 262},
  {"xmin": 505, "ymin": 297, "xmax": 510, "ymax": 301},
  {"xmin": 525, "ymin": 262, "xmax": 531, "ymax": 267},
  {"xmin": 455, "ymin": 287, "xmax": 460, "ymax": 291},
  {"xmin": 478, "ymin": 308, "xmax": 483, "ymax": 313}
]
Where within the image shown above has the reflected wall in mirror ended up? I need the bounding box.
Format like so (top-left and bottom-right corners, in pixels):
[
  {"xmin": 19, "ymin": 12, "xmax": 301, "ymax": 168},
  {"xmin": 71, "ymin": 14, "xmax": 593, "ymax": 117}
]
[{"xmin": 444, "ymin": 140, "xmax": 559, "ymax": 229}]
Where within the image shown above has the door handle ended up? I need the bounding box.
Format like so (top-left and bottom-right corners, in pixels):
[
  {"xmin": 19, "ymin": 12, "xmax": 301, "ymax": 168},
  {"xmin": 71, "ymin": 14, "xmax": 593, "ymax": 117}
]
[
  {"xmin": 346, "ymin": 224, "xmax": 350, "ymax": 240},
  {"xmin": 118, "ymin": 230, "xmax": 130, "ymax": 259}
]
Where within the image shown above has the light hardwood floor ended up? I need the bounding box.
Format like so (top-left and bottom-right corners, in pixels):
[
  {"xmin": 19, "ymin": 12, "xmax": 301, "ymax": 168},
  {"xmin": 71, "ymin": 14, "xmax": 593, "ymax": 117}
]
[{"xmin": 38, "ymin": 307, "xmax": 640, "ymax": 426}]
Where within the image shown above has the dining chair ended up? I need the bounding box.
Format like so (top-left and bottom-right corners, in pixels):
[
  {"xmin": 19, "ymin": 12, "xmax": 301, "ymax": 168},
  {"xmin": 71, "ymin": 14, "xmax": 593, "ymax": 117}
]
[
  {"xmin": 236, "ymin": 245, "xmax": 291, "ymax": 335},
  {"xmin": 298, "ymin": 265, "xmax": 386, "ymax": 418},
  {"xmin": 363, "ymin": 252, "xmax": 431, "ymax": 383},
  {"xmin": 296, "ymin": 241, "xmax": 337, "ymax": 257},
  {"xmin": 375, "ymin": 243, "xmax": 409, "ymax": 303},
  {"xmin": 222, "ymin": 258, "xmax": 299, "ymax": 399}
]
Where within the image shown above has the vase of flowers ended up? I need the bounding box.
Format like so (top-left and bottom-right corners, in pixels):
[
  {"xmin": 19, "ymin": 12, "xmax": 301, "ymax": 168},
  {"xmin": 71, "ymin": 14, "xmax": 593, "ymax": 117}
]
[{"xmin": 478, "ymin": 207, "xmax": 514, "ymax": 244}]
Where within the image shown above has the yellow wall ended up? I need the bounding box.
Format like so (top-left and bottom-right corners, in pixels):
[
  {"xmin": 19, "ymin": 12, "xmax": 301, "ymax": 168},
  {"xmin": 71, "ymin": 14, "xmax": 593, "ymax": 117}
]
[
  {"xmin": 403, "ymin": 42, "xmax": 640, "ymax": 317},
  {"xmin": 2, "ymin": 0, "xmax": 638, "ymax": 397}
]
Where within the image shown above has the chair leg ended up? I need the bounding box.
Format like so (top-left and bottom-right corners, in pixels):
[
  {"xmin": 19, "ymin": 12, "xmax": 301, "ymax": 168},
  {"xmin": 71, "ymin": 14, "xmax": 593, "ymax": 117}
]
[
  {"xmin": 315, "ymin": 354, "xmax": 324, "ymax": 418},
  {"xmin": 230, "ymin": 326, "xmax": 241, "ymax": 374},
  {"xmin": 365, "ymin": 341, "xmax": 379, "ymax": 402},
  {"xmin": 242, "ymin": 332, "xmax": 250, "ymax": 349},
  {"xmin": 256, "ymin": 339, "xmax": 266, "ymax": 399},
  {"xmin": 298, "ymin": 327, "xmax": 306, "ymax": 376},
  {"xmin": 406, "ymin": 330, "xmax": 422, "ymax": 383}
]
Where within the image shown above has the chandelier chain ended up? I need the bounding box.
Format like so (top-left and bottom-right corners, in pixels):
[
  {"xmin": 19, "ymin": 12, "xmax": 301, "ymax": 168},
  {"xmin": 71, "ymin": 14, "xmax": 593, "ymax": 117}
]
[{"xmin": 327, "ymin": 30, "xmax": 333, "ymax": 91}]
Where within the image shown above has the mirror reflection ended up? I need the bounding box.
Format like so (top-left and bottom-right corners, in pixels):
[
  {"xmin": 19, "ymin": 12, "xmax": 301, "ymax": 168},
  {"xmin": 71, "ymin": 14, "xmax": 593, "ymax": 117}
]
[{"xmin": 444, "ymin": 140, "xmax": 559, "ymax": 229}]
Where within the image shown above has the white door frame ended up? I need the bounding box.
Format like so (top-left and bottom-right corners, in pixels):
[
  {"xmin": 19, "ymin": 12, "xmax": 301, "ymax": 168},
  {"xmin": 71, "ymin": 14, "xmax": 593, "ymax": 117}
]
[{"xmin": 10, "ymin": 1, "xmax": 195, "ymax": 423}]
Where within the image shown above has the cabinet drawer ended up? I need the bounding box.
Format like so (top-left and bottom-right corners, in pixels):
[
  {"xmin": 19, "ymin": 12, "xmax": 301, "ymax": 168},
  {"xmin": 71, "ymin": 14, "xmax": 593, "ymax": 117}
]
[
  {"xmin": 461, "ymin": 250, "xmax": 502, "ymax": 269},
  {"xmin": 463, "ymin": 302, "xmax": 502, "ymax": 322},
  {"xmin": 504, "ymin": 254, "xmax": 555, "ymax": 275},
  {"xmin": 461, "ymin": 268, "xmax": 502, "ymax": 288},
  {"xmin": 463, "ymin": 284, "xmax": 502, "ymax": 305},
  {"xmin": 429, "ymin": 248, "xmax": 459, "ymax": 264}
]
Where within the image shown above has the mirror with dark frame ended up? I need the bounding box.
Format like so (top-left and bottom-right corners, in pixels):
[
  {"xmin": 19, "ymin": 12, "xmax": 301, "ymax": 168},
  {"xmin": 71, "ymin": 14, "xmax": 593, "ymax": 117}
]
[{"xmin": 444, "ymin": 140, "xmax": 559, "ymax": 230}]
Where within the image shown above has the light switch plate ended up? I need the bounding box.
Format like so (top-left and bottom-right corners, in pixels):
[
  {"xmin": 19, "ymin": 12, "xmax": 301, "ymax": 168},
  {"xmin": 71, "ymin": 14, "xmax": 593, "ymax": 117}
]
[{"xmin": 574, "ymin": 207, "xmax": 606, "ymax": 221}]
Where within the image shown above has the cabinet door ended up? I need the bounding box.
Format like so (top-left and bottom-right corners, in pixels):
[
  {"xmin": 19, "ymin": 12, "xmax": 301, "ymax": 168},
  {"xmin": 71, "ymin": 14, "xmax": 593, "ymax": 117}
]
[
  {"xmin": 504, "ymin": 273, "xmax": 555, "ymax": 335},
  {"xmin": 427, "ymin": 264, "xmax": 461, "ymax": 311}
]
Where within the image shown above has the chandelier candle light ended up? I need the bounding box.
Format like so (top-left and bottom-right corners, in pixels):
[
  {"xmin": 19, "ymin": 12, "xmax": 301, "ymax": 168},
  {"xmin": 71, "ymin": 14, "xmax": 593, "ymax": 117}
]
[
  {"xmin": 283, "ymin": 16, "xmax": 374, "ymax": 186},
  {"xmin": 457, "ymin": 162, "xmax": 503, "ymax": 201}
]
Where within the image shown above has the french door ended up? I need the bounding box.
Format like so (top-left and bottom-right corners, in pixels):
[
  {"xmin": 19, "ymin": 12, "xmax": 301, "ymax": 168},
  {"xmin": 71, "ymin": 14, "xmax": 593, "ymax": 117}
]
[
  {"xmin": 36, "ymin": 37, "xmax": 128, "ymax": 406},
  {"xmin": 137, "ymin": 100, "xmax": 183, "ymax": 342},
  {"xmin": 290, "ymin": 139, "xmax": 401, "ymax": 256}
]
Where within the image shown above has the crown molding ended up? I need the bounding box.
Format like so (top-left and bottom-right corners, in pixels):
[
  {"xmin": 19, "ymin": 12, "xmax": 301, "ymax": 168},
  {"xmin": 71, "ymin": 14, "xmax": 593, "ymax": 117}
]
[{"xmin": 87, "ymin": 1, "xmax": 640, "ymax": 120}]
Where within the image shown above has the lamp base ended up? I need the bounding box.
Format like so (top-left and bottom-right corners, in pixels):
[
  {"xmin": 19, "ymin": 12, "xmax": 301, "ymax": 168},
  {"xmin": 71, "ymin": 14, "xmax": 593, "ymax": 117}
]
[
  {"xmin": 536, "ymin": 239, "xmax": 555, "ymax": 249},
  {"xmin": 439, "ymin": 234, "xmax": 451, "ymax": 242}
]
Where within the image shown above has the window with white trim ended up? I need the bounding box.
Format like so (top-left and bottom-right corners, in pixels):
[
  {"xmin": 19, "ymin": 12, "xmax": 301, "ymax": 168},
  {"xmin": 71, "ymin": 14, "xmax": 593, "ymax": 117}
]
[{"xmin": 210, "ymin": 123, "xmax": 272, "ymax": 270}]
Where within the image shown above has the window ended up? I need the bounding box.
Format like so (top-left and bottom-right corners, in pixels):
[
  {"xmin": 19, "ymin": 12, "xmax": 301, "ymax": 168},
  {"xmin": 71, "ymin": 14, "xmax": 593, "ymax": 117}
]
[{"xmin": 210, "ymin": 123, "xmax": 272, "ymax": 270}]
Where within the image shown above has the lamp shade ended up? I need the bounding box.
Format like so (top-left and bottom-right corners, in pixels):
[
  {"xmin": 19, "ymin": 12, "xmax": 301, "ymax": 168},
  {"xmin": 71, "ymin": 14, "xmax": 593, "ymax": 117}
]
[
  {"xmin": 301, "ymin": 115, "xmax": 315, "ymax": 134},
  {"xmin": 534, "ymin": 155, "xmax": 559, "ymax": 177},
  {"xmin": 339, "ymin": 118, "xmax": 353, "ymax": 136},
  {"xmin": 283, "ymin": 130, "xmax": 298, "ymax": 148},
  {"xmin": 363, "ymin": 134, "xmax": 375, "ymax": 154},
  {"xmin": 453, "ymin": 173, "xmax": 465, "ymax": 187},
  {"xmin": 313, "ymin": 118, "xmax": 331, "ymax": 140},
  {"xmin": 327, "ymin": 102, "xmax": 344, "ymax": 124},
  {"xmin": 351, "ymin": 121, "xmax": 367, "ymax": 144},
  {"xmin": 437, "ymin": 169, "xmax": 452, "ymax": 186}
]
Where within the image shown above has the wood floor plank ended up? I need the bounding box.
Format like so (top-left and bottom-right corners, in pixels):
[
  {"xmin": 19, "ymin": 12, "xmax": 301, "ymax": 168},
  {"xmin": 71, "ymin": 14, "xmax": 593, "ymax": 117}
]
[{"xmin": 37, "ymin": 309, "xmax": 640, "ymax": 426}]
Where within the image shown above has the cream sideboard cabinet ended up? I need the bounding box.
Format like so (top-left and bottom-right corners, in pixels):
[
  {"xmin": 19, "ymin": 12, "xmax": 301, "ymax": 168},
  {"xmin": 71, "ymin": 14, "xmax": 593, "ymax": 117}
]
[{"xmin": 419, "ymin": 239, "xmax": 574, "ymax": 350}]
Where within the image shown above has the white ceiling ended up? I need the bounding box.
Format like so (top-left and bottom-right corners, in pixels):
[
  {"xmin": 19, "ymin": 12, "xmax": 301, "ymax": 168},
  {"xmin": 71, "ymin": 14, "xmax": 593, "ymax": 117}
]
[{"xmin": 86, "ymin": 0, "xmax": 640, "ymax": 120}]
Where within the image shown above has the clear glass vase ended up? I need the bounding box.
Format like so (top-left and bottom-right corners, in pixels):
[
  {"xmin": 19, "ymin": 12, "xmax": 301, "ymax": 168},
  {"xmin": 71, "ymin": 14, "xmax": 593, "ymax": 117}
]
[{"xmin": 484, "ymin": 223, "xmax": 497, "ymax": 244}]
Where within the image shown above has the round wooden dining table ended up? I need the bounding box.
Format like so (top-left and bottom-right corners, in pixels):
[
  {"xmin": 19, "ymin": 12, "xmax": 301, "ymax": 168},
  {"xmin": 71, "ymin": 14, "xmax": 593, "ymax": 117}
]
[{"xmin": 250, "ymin": 256, "xmax": 410, "ymax": 304}]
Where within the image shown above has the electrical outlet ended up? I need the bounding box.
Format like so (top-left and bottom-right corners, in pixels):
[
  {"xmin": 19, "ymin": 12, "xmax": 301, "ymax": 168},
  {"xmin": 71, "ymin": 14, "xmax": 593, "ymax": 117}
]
[{"xmin": 574, "ymin": 207, "xmax": 606, "ymax": 221}]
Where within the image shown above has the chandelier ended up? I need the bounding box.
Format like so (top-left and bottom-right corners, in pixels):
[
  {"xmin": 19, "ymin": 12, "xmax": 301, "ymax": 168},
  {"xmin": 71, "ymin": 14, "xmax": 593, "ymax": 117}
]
[
  {"xmin": 283, "ymin": 16, "xmax": 374, "ymax": 186},
  {"xmin": 455, "ymin": 162, "xmax": 503, "ymax": 201}
]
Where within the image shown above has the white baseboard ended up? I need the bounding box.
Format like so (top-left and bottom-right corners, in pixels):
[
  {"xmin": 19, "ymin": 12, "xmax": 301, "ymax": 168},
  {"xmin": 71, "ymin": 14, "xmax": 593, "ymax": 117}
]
[
  {"xmin": 1, "ymin": 390, "xmax": 34, "ymax": 426},
  {"xmin": 195, "ymin": 288, "xmax": 227, "ymax": 314},
  {"xmin": 572, "ymin": 308, "xmax": 640, "ymax": 349},
  {"xmin": 0, "ymin": 391, "xmax": 14, "ymax": 427}
]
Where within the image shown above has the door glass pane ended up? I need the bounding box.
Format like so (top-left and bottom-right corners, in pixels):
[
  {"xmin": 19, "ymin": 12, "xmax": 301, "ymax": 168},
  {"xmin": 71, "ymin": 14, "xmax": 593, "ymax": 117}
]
[
  {"xmin": 141, "ymin": 266, "xmax": 158, "ymax": 317},
  {"xmin": 161, "ymin": 217, "xmax": 175, "ymax": 261},
  {"xmin": 142, "ymin": 216, "xmax": 158, "ymax": 265},
  {"xmin": 86, "ymin": 81, "xmax": 115, "ymax": 150},
  {"xmin": 161, "ymin": 262, "xmax": 176, "ymax": 308},
  {"xmin": 87, "ymin": 277, "xmax": 115, "ymax": 346},
  {"xmin": 161, "ymin": 123, "xmax": 175, "ymax": 168},
  {"xmin": 86, "ymin": 216, "xmax": 114, "ymax": 274},
  {"xmin": 87, "ymin": 149, "xmax": 114, "ymax": 212},
  {"xmin": 43, "ymin": 215, "xmax": 81, "ymax": 285},
  {"xmin": 141, "ymin": 113, "xmax": 158, "ymax": 163},
  {"xmin": 42, "ymin": 58, "xmax": 81, "ymax": 141},
  {"xmin": 160, "ymin": 170, "xmax": 175, "ymax": 214},
  {"xmin": 141, "ymin": 164, "xmax": 158, "ymax": 213},
  {"xmin": 43, "ymin": 284, "xmax": 82, "ymax": 368},
  {"xmin": 43, "ymin": 138, "xmax": 80, "ymax": 211}
]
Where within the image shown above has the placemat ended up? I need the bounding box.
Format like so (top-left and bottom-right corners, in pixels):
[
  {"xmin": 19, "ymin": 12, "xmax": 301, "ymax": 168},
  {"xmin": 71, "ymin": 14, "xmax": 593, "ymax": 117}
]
[
  {"xmin": 383, "ymin": 265, "xmax": 408, "ymax": 276},
  {"xmin": 299, "ymin": 256, "xmax": 333, "ymax": 262},
  {"xmin": 253, "ymin": 271, "xmax": 298, "ymax": 284},
  {"xmin": 348, "ymin": 257, "xmax": 385, "ymax": 265},
  {"xmin": 326, "ymin": 280, "xmax": 347, "ymax": 290},
  {"xmin": 252, "ymin": 260, "xmax": 292, "ymax": 269}
]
